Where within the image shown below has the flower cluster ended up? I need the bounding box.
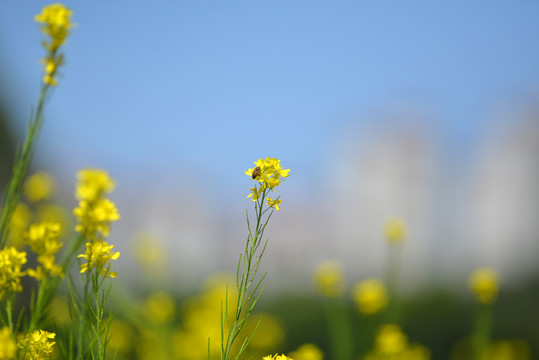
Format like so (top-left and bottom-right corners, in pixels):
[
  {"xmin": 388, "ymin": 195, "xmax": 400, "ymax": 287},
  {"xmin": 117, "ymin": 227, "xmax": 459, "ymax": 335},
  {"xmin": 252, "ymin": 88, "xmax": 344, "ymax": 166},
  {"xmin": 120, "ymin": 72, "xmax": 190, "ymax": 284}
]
[
  {"xmin": 245, "ymin": 157, "xmax": 290, "ymax": 211},
  {"xmin": 17, "ymin": 330, "xmax": 56, "ymax": 360},
  {"xmin": 24, "ymin": 222, "xmax": 63, "ymax": 280},
  {"xmin": 289, "ymin": 344, "xmax": 323, "ymax": 360},
  {"xmin": 364, "ymin": 324, "xmax": 430, "ymax": 360},
  {"xmin": 0, "ymin": 247, "xmax": 27, "ymax": 299},
  {"xmin": 74, "ymin": 169, "xmax": 120, "ymax": 278},
  {"xmin": 313, "ymin": 261, "xmax": 345, "ymax": 298},
  {"xmin": 468, "ymin": 267, "xmax": 499, "ymax": 305},
  {"xmin": 34, "ymin": 4, "xmax": 74, "ymax": 86},
  {"xmin": 263, "ymin": 354, "xmax": 293, "ymax": 360},
  {"xmin": 352, "ymin": 278, "xmax": 389, "ymax": 315}
]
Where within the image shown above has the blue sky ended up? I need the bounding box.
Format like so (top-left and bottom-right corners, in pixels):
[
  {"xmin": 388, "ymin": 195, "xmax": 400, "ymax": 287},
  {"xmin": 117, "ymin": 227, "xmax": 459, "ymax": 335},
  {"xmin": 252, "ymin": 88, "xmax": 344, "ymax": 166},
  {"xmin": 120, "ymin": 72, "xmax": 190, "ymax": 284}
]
[{"xmin": 2, "ymin": 1, "xmax": 539, "ymax": 198}]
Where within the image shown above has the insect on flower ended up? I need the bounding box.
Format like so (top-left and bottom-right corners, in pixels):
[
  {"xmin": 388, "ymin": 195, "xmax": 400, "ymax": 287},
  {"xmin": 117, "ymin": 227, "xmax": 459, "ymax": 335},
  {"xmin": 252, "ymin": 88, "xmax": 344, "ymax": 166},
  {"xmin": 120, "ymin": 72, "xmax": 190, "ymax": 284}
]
[{"xmin": 252, "ymin": 167, "xmax": 262, "ymax": 179}]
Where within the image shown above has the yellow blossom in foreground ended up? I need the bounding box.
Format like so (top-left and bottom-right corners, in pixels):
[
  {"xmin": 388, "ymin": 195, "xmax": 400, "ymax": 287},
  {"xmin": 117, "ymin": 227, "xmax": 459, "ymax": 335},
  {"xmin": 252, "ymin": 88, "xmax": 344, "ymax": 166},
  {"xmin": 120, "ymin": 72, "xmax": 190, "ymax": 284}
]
[
  {"xmin": 384, "ymin": 217, "xmax": 407, "ymax": 244},
  {"xmin": 263, "ymin": 354, "xmax": 293, "ymax": 360},
  {"xmin": 0, "ymin": 247, "xmax": 27, "ymax": 299},
  {"xmin": 34, "ymin": 4, "xmax": 74, "ymax": 53},
  {"xmin": 289, "ymin": 344, "xmax": 323, "ymax": 360},
  {"xmin": 24, "ymin": 172, "xmax": 55, "ymax": 203},
  {"xmin": 18, "ymin": 330, "xmax": 55, "ymax": 360},
  {"xmin": 313, "ymin": 261, "xmax": 345, "ymax": 298},
  {"xmin": 352, "ymin": 279, "xmax": 388, "ymax": 315},
  {"xmin": 246, "ymin": 157, "xmax": 290, "ymax": 191},
  {"xmin": 469, "ymin": 267, "xmax": 499, "ymax": 305},
  {"xmin": 78, "ymin": 241, "xmax": 120, "ymax": 278},
  {"xmin": 75, "ymin": 169, "xmax": 116, "ymax": 202},
  {"xmin": 0, "ymin": 327, "xmax": 16, "ymax": 360}
]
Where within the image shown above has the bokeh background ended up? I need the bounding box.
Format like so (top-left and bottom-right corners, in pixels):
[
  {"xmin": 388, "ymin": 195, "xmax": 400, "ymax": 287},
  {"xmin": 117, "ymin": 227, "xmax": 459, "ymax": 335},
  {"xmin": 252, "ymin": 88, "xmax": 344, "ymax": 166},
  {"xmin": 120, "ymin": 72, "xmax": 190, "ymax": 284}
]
[{"xmin": 1, "ymin": 1, "xmax": 539, "ymax": 359}]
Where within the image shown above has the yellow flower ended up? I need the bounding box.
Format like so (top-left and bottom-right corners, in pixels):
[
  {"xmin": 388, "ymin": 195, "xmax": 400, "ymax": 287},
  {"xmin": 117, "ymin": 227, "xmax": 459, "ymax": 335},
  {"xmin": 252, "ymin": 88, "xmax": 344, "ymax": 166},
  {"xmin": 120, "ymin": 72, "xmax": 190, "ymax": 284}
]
[
  {"xmin": 24, "ymin": 172, "xmax": 55, "ymax": 203},
  {"xmin": 266, "ymin": 198, "xmax": 282, "ymax": 211},
  {"xmin": 313, "ymin": 261, "xmax": 345, "ymax": 298},
  {"xmin": 289, "ymin": 344, "xmax": 323, "ymax": 360},
  {"xmin": 75, "ymin": 169, "xmax": 116, "ymax": 202},
  {"xmin": 144, "ymin": 292, "xmax": 175, "ymax": 323},
  {"xmin": 375, "ymin": 324, "xmax": 408, "ymax": 355},
  {"xmin": 74, "ymin": 198, "xmax": 120, "ymax": 241},
  {"xmin": 351, "ymin": 279, "xmax": 388, "ymax": 315},
  {"xmin": 78, "ymin": 241, "xmax": 120, "ymax": 278},
  {"xmin": 245, "ymin": 157, "xmax": 290, "ymax": 191},
  {"xmin": 7, "ymin": 203, "xmax": 32, "ymax": 249},
  {"xmin": 0, "ymin": 327, "xmax": 16, "ymax": 360},
  {"xmin": 25, "ymin": 223, "xmax": 64, "ymax": 280},
  {"xmin": 0, "ymin": 247, "xmax": 27, "ymax": 299},
  {"xmin": 468, "ymin": 267, "xmax": 499, "ymax": 305},
  {"xmin": 248, "ymin": 187, "xmax": 263, "ymax": 202},
  {"xmin": 17, "ymin": 330, "xmax": 55, "ymax": 360},
  {"xmin": 34, "ymin": 4, "xmax": 74, "ymax": 53},
  {"xmin": 263, "ymin": 354, "xmax": 293, "ymax": 360},
  {"xmin": 384, "ymin": 217, "xmax": 407, "ymax": 244}
]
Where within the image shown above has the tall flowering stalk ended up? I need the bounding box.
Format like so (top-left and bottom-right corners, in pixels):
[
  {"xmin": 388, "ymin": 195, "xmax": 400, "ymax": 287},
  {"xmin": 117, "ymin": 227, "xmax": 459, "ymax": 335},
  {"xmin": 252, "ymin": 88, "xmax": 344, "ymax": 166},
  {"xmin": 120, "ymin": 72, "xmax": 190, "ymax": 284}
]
[
  {"xmin": 71, "ymin": 169, "xmax": 120, "ymax": 360},
  {"xmin": 0, "ymin": 4, "xmax": 74, "ymax": 249},
  {"xmin": 220, "ymin": 158, "xmax": 289, "ymax": 360}
]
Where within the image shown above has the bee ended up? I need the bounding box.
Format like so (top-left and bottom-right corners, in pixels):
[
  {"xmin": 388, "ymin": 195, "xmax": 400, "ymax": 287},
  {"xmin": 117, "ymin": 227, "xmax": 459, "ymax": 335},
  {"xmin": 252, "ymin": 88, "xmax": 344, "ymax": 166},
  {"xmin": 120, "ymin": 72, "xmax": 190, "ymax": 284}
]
[{"xmin": 252, "ymin": 166, "xmax": 262, "ymax": 179}]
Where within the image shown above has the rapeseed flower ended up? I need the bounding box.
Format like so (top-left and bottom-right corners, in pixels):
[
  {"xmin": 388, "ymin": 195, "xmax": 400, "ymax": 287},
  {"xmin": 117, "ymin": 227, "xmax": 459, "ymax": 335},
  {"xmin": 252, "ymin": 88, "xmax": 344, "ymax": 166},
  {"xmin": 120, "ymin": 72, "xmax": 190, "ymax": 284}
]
[
  {"xmin": 7, "ymin": 203, "xmax": 32, "ymax": 249},
  {"xmin": 17, "ymin": 330, "xmax": 55, "ymax": 360},
  {"xmin": 75, "ymin": 169, "xmax": 115, "ymax": 202},
  {"xmin": 313, "ymin": 261, "xmax": 345, "ymax": 298},
  {"xmin": 24, "ymin": 222, "xmax": 63, "ymax": 280},
  {"xmin": 266, "ymin": 198, "xmax": 282, "ymax": 211},
  {"xmin": 364, "ymin": 324, "xmax": 431, "ymax": 360},
  {"xmin": 34, "ymin": 4, "xmax": 74, "ymax": 86},
  {"xmin": 73, "ymin": 169, "xmax": 120, "ymax": 241},
  {"xmin": 0, "ymin": 247, "xmax": 27, "ymax": 299},
  {"xmin": 144, "ymin": 292, "xmax": 176, "ymax": 323},
  {"xmin": 384, "ymin": 217, "xmax": 407, "ymax": 244},
  {"xmin": 263, "ymin": 354, "xmax": 293, "ymax": 360},
  {"xmin": 246, "ymin": 157, "xmax": 290, "ymax": 191},
  {"xmin": 469, "ymin": 267, "xmax": 499, "ymax": 305},
  {"xmin": 24, "ymin": 172, "xmax": 55, "ymax": 203},
  {"xmin": 352, "ymin": 278, "xmax": 388, "ymax": 315},
  {"xmin": 0, "ymin": 327, "xmax": 16, "ymax": 360},
  {"xmin": 78, "ymin": 241, "xmax": 120, "ymax": 278},
  {"xmin": 289, "ymin": 344, "xmax": 323, "ymax": 360}
]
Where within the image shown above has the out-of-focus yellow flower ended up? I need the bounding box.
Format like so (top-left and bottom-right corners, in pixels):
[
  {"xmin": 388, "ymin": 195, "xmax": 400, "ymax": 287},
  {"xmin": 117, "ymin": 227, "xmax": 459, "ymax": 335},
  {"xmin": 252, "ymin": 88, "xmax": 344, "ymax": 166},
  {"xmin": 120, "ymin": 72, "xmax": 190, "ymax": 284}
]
[
  {"xmin": 351, "ymin": 279, "xmax": 388, "ymax": 315},
  {"xmin": 78, "ymin": 241, "xmax": 120, "ymax": 278},
  {"xmin": 376, "ymin": 324, "xmax": 408, "ymax": 355},
  {"xmin": 35, "ymin": 204, "xmax": 69, "ymax": 232},
  {"xmin": 25, "ymin": 222, "xmax": 63, "ymax": 280},
  {"xmin": 0, "ymin": 327, "xmax": 16, "ymax": 359},
  {"xmin": 24, "ymin": 172, "xmax": 55, "ymax": 203},
  {"xmin": 75, "ymin": 169, "xmax": 115, "ymax": 203},
  {"xmin": 0, "ymin": 247, "xmax": 27, "ymax": 299},
  {"xmin": 7, "ymin": 203, "xmax": 32, "ymax": 249},
  {"xmin": 245, "ymin": 313, "xmax": 284, "ymax": 350},
  {"xmin": 289, "ymin": 344, "xmax": 323, "ymax": 360},
  {"xmin": 468, "ymin": 267, "xmax": 499, "ymax": 305},
  {"xmin": 17, "ymin": 330, "xmax": 55, "ymax": 360},
  {"xmin": 133, "ymin": 232, "xmax": 168, "ymax": 272},
  {"xmin": 49, "ymin": 296, "xmax": 70, "ymax": 326},
  {"xmin": 144, "ymin": 292, "xmax": 175, "ymax": 323},
  {"xmin": 384, "ymin": 217, "xmax": 407, "ymax": 244},
  {"xmin": 107, "ymin": 318, "xmax": 134, "ymax": 355},
  {"xmin": 483, "ymin": 340, "xmax": 531, "ymax": 360},
  {"xmin": 313, "ymin": 261, "xmax": 345, "ymax": 298},
  {"xmin": 364, "ymin": 324, "xmax": 430, "ymax": 360},
  {"xmin": 263, "ymin": 354, "xmax": 293, "ymax": 360}
]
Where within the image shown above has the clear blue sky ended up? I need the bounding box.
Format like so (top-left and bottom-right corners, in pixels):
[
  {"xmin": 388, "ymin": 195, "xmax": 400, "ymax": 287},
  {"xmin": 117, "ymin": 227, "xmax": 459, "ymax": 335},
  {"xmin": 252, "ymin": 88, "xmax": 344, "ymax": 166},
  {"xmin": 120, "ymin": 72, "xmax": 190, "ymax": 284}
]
[{"xmin": 2, "ymin": 1, "xmax": 539, "ymax": 197}]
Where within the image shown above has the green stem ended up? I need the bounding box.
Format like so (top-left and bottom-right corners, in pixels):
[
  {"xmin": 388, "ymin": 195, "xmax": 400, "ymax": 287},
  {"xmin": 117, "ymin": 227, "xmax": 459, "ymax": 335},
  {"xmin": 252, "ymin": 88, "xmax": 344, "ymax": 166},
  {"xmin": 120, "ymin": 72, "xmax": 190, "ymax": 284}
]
[
  {"xmin": 0, "ymin": 84, "xmax": 50, "ymax": 249},
  {"xmin": 472, "ymin": 303, "xmax": 492, "ymax": 360},
  {"xmin": 385, "ymin": 243, "xmax": 402, "ymax": 323},
  {"xmin": 324, "ymin": 298, "xmax": 353, "ymax": 360}
]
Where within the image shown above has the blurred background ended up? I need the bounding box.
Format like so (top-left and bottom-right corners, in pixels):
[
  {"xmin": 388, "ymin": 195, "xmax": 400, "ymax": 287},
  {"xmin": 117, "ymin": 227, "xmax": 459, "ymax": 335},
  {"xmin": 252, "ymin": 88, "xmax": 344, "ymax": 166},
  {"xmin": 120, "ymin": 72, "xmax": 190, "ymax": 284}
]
[{"xmin": 1, "ymin": 1, "xmax": 539, "ymax": 359}]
